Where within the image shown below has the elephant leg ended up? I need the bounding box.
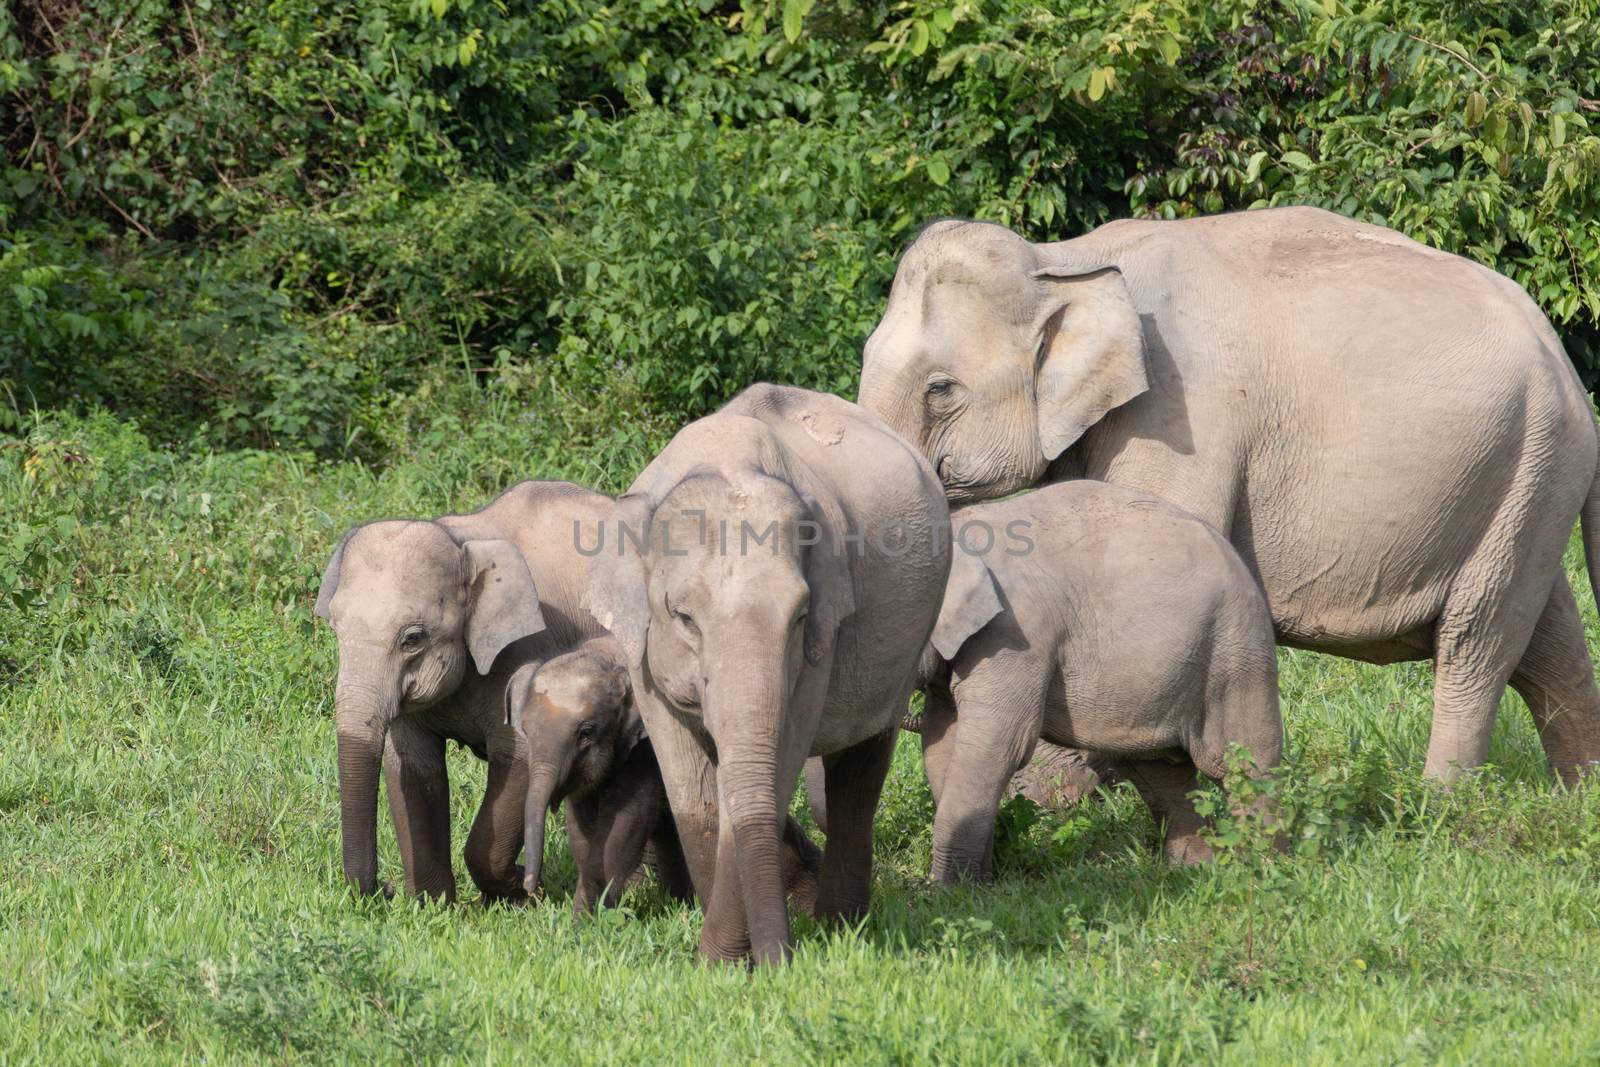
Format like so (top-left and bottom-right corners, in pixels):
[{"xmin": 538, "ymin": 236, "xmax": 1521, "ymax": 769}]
[
  {"xmin": 566, "ymin": 795, "xmax": 610, "ymax": 915},
  {"xmin": 813, "ymin": 726, "xmax": 897, "ymax": 925},
  {"xmin": 1509, "ymin": 573, "xmax": 1600, "ymax": 784},
  {"xmin": 596, "ymin": 788, "xmax": 662, "ymax": 910},
  {"xmin": 1424, "ymin": 467, "xmax": 1582, "ymax": 782},
  {"xmin": 919, "ymin": 684, "xmax": 959, "ymax": 808},
  {"xmin": 383, "ymin": 722, "xmax": 455, "ymax": 901},
  {"xmin": 463, "ymin": 752, "xmax": 529, "ymax": 903},
  {"xmin": 929, "ymin": 689, "xmax": 1037, "ymax": 884},
  {"xmin": 802, "ymin": 757, "xmax": 828, "ymax": 833},
  {"xmin": 1122, "ymin": 759, "xmax": 1213, "ymax": 865},
  {"xmin": 782, "ymin": 817, "xmax": 822, "ymax": 915},
  {"xmin": 633, "ymin": 689, "xmax": 720, "ymax": 901},
  {"xmin": 649, "ymin": 813, "xmax": 696, "ymax": 904}
]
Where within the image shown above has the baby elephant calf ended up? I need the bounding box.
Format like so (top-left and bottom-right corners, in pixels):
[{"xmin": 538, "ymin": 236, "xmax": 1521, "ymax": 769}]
[
  {"xmin": 509, "ymin": 637, "xmax": 694, "ymax": 914},
  {"xmin": 511, "ymin": 636, "xmax": 823, "ymax": 913},
  {"xmin": 920, "ymin": 481, "xmax": 1282, "ymax": 881}
]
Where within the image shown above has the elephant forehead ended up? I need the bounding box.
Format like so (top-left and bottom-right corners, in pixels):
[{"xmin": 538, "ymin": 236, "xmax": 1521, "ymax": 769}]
[
  {"xmin": 899, "ymin": 222, "xmax": 1033, "ymax": 290},
  {"xmin": 334, "ymin": 522, "xmax": 465, "ymax": 623},
  {"xmin": 346, "ymin": 521, "xmax": 460, "ymax": 580},
  {"xmin": 531, "ymin": 669, "xmax": 608, "ymax": 715}
]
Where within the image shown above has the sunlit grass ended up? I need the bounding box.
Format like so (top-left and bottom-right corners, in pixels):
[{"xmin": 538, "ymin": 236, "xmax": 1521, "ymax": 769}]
[{"xmin": 3, "ymin": 412, "xmax": 1598, "ymax": 1064}]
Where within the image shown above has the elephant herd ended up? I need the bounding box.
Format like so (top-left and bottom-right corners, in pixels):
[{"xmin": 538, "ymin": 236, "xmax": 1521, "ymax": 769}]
[{"xmin": 315, "ymin": 206, "xmax": 1600, "ymax": 967}]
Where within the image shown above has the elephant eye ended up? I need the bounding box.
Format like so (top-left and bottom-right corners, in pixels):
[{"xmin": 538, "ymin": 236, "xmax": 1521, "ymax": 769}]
[
  {"xmin": 671, "ymin": 605, "xmax": 699, "ymax": 637},
  {"xmin": 576, "ymin": 721, "xmax": 596, "ymax": 746},
  {"xmin": 925, "ymin": 377, "xmax": 960, "ymax": 410},
  {"xmin": 399, "ymin": 627, "xmax": 427, "ymax": 654}
]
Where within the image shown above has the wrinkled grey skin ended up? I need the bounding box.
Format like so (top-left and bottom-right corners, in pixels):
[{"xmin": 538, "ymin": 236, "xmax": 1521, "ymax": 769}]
[
  {"xmin": 860, "ymin": 207, "xmax": 1600, "ymax": 784},
  {"xmin": 508, "ymin": 636, "xmax": 694, "ymax": 914},
  {"xmin": 918, "ymin": 481, "xmax": 1282, "ymax": 880},
  {"xmin": 512, "ymin": 636, "xmax": 820, "ymax": 916},
  {"xmin": 586, "ymin": 384, "xmax": 949, "ymax": 966},
  {"xmin": 315, "ymin": 481, "xmax": 609, "ymax": 901}
]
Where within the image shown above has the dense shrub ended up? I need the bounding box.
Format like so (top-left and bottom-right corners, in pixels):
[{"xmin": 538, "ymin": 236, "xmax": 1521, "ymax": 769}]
[{"xmin": 4, "ymin": 0, "xmax": 1598, "ymax": 455}]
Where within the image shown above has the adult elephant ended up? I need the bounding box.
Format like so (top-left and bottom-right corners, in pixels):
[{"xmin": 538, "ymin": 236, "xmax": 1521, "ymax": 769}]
[
  {"xmin": 858, "ymin": 207, "xmax": 1600, "ymax": 784},
  {"xmin": 586, "ymin": 384, "xmax": 949, "ymax": 965}
]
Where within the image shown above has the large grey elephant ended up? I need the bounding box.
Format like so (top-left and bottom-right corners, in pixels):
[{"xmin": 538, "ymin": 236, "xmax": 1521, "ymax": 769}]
[
  {"xmin": 586, "ymin": 383, "xmax": 950, "ymax": 965},
  {"xmin": 859, "ymin": 207, "xmax": 1600, "ymax": 784},
  {"xmin": 314, "ymin": 481, "xmax": 610, "ymax": 901}
]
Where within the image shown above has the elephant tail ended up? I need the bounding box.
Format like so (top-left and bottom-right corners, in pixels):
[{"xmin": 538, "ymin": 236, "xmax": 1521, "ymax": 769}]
[{"xmin": 1582, "ymin": 457, "xmax": 1600, "ymax": 616}]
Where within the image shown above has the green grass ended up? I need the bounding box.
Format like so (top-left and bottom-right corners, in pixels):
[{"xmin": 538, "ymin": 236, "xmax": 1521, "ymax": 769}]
[{"xmin": 4, "ymin": 410, "xmax": 1600, "ymax": 1065}]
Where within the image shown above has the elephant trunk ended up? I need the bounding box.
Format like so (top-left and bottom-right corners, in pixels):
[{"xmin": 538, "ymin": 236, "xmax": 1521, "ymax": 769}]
[
  {"xmin": 710, "ymin": 655, "xmax": 792, "ymax": 966},
  {"xmin": 333, "ymin": 673, "xmax": 393, "ymax": 896},
  {"xmin": 522, "ymin": 766, "xmax": 562, "ymax": 898}
]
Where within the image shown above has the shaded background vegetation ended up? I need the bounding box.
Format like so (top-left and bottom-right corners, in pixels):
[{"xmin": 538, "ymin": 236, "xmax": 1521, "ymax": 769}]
[{"xmin": 4, "ymin": 0, "xmax": 1599, "ymax": 460}]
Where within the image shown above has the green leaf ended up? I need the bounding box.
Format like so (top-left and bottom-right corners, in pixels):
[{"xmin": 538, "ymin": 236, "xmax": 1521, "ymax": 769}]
[
  {"xmin": 1088, "ymin": 66, "xmax": 1107, "ymax": 102},
  {"xmin": 1280, "ymin": 150, "xmax": 1314, "ymax": 169},
  {"xmin": 1484, "ymin": 111, "xmax": 1507, "ymax": 145},
  {"xmin": 1465, "ymin": 91, "xmax": 1487, "ymax": 125},
  {"xmin": 782, "ymin": 0, "xmax": 806, "ymax": 43},
  {"xmin": 1244, "ymin": 151, "xmax": 1269, "ymax": 183},
  {"xmin": 1551, "ymin": 112, "xmax": 1566, "ymax": 148},
  {"xmin": 926, "ymin": 156, "xmax": 951, "ymax": 187},
  {"xmin": 910, "ymin": 19, "xmax": 930, "ymax": 57},
  {"xmin": 429, "ymin": 0, "xmax": 447, "ymax": 18}
]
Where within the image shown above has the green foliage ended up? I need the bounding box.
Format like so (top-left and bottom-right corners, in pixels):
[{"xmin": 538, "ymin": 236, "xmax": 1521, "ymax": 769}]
[
  {"xmin": 6, "ymin": 0, "xmax": 1600, "ymax": 454},
  {"xmin": 545, "ymin": 104, "xmax": 896, "ymax": 414}
]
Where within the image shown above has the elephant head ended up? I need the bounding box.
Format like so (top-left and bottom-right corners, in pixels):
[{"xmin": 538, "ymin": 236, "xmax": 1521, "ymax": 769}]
[
  {"xmin": 506, "ymin": 641, "xmax": 641, "ymax": 897},
  {"xmin": 586, "ymin": 470, "xmax": 854, "ymax": 964},
  {"xmin": 314, "ymin": 520, "xmax": 544, "ymax": 895},
  {"xmin": 857, "ymin": 219, "xmax": 1147, "ymax": 504}
]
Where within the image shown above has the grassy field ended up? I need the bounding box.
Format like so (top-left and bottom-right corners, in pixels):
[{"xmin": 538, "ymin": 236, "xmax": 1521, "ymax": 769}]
[{"xmin": 4, "ymin": 408, "xmax": 1600, "ymax": 1065}]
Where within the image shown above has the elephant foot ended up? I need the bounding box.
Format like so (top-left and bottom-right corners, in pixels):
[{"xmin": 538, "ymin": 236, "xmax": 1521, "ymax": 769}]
[
  {"xmin": 1161, "ymin": 830, "xmax": 1215, "ymax": 866},
  {"xmin": 929, "ymin": 850, "xmax": 995, "ymax": 886},
  {"xmin": 696, "ymin": 928, "xmax": 754, "ymax": 968},
  {"xmin": 783, "ymin": 817, "xmax": 823, "ymax": 916},
  {"xmin": 1008, "ymin": 743, "xmax": 1114, "ymax": 808}
]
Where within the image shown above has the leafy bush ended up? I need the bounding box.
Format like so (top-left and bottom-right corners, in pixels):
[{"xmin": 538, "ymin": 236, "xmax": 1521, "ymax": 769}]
[
  {"xmin": 4, "ymin": 0, "xmax": 1598, "ymax": 455},
  {"xmin": 544, "ymin": 103, "xmax": 899, "ymax": 415}
]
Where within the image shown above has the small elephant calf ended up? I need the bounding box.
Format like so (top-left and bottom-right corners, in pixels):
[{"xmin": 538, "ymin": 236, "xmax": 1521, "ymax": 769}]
[
  {"xmin": 510, "ymin": 636, "xmax": 823, "ymax": 915},
  {"xmin": 920, "ymin": 480, "xmax": 1282, "ymax": 881},
  {"xmin": 508, "ymin": 636, "xmax": 694, "ymax": 914}
]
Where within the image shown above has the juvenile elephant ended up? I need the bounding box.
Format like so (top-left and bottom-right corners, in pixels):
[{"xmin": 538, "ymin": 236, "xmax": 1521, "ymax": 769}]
[
  {"xmin": 507, "ymin": 637, "xmax": 694, "ymax": 914},
  {"xmin": 314, "ymin": 481, "xmax": 609, "ymax": 901},
  {"xmin": 920, "ymin": 481, "xmax": 1282, "ymax": 880},
  {"xmin": 509, "ymin": 636, "xmax": 819, "ymax": 915},
  {"xmin": 586, "ymin": 383, "xmax": 950, "ymax": 965},
  {"xmin": 859, "ymin": 207, "xmax": 1600, "ymax": 784}
]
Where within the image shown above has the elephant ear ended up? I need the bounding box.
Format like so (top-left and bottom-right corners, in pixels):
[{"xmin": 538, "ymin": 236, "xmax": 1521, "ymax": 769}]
[
  {"xmin": 313, "ymin": 525, "xmax": 361, "ymax": 622},
  {"xmin": 503, "ymin": 661, "xmax": 539, "ymax": 728},
  {"xmin": 616, "ymin": 678, "xmax": 648, "ymax": 761},
  {"xmin": 930, "ymin": 537, "xmax": 1003, "ymax": 661},
  {"xmin": 461, "ymin": 538, "xmax": 546, "ymax": 675},
  {"xmin": 583, "ymin": 494, "xmax": 654, "ymax": 670},
  {"xmin": 798, "ymin": 491, "xmax": 858, "ymax": 668},
  {"xmin": 1027, "ymin": 265, "xmax": 1148, "ymax": 460}
]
